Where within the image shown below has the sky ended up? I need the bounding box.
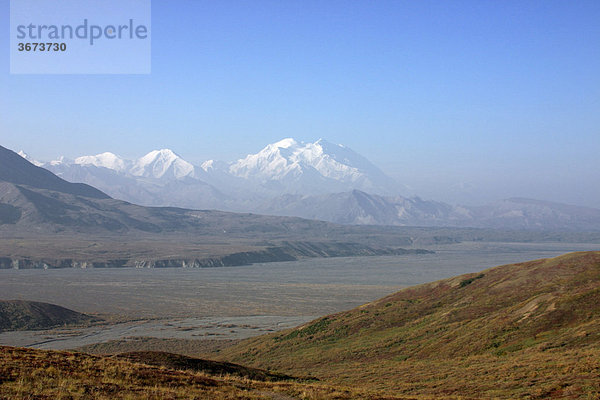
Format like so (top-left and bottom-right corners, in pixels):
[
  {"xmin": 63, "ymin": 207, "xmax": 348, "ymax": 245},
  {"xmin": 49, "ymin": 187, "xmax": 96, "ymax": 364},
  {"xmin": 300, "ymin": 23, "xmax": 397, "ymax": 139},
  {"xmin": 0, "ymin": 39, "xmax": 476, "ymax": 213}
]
[{"xmin": 1, "ymin": 0, "xmax": 599, "ymax": 207}]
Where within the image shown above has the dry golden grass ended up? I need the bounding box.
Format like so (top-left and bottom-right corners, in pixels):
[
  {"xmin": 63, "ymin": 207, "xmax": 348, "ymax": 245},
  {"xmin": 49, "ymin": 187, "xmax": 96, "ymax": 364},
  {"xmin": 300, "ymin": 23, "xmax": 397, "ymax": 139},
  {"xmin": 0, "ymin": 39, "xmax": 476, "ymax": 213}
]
[{"xmin": 0, "ymin": 346, "xmax": 408, "ymax": 400}]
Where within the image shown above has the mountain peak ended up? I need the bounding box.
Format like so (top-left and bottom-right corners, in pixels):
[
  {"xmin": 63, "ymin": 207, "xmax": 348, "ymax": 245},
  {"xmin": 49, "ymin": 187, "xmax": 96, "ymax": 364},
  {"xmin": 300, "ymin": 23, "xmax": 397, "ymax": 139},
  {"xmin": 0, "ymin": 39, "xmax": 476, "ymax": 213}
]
[
  {"xmin": 227, "ymin": 138, "xmax": 398, "ymax": 194},
  {"xmin": 74, "ymin": 152, "xmax": 128, "ymax": 172},
  {"xmin": 49, "ymin": 156, "xmax": 71, "ymax": 166},
  {"xmin": 201, "ymin": 160, "xmax": 215, "ymax": 171},
  {"xmin": 153, "ymin": 148, "xmax": 178, "ymax": 156},
  {"xmin": 131, "ymin": 149, "xmax": 194, "ymax": 179},
  {"xmin": 270, "ymin": 138, "xmax": 297, "ymax": 149},
  {"xmin": 313, "ymin": 138, "xmax": 335, "ymax": 146},
  {"xmin": 140, "ymin": 149, "xmax": 179, "ymax": 161},
  {"xmin": 200, "ymin": 159, "xmax": 230, "ymax": 173}
]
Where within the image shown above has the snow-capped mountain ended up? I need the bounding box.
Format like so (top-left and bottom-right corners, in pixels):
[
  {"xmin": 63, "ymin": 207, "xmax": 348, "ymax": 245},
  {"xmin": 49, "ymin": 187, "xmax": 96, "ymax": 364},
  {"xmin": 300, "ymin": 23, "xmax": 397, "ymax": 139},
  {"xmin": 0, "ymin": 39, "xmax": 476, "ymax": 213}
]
[
  {"xmin": 34, "ymin": 138, "xmax": 402, "ymax": 210},
  {"xmin": 68, "ymin": 149, "xmax": 195, "ymax": 180},
  {"xmin": 74, "ymin": 152, "xmax": 130, "ymax": 173},
  {"xmin": 40, "ymin": 139, "xmax": 400, "ymax": 195},
  {"xmin": 42, "ymin": 149, "xmax": 227, "ymax": 209},
  {"xmin": 48, "ymin": 156, "xmax": 72, "ymax": 166},
  {"xmin": 130, "ymin": 149, "xmax": 196, "ymax": 180},
  {"xmin": 227, "ymin": 138, "xmax": 399, "ymax": 195},
  {"xmin": 12, "ymin": 140, "xmax": 600, "ymax": 231}
]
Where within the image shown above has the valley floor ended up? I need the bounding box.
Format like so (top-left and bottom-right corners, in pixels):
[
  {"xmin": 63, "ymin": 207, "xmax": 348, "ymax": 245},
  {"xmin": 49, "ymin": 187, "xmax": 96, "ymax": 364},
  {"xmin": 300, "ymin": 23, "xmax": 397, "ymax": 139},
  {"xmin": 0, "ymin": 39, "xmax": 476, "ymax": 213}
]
[
  {"xmin": 1, "ymin": 241, "xmax": 597, "ymax": 354},
  {"xmin": 2, "ymin": 244, "xmax": 600, "ymax": 399}
]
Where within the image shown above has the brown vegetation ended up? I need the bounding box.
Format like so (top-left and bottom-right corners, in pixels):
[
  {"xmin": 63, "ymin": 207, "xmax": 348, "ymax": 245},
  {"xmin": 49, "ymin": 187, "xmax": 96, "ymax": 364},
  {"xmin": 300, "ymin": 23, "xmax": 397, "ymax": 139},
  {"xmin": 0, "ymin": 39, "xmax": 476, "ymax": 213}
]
[
  {"xmin": 0, "ymin": 346, "xmax": 377, "ymax": 399},
  {"xmin": 0, "ymin": 300, "xmax": 98, "ymax": 332},
  {"xmin": 2, "ymin": 252, "xmax": 600, "ymax": 399},
  {"xmin": 218, "ymin": 251, "xmax": 600, "ymax": 399}
]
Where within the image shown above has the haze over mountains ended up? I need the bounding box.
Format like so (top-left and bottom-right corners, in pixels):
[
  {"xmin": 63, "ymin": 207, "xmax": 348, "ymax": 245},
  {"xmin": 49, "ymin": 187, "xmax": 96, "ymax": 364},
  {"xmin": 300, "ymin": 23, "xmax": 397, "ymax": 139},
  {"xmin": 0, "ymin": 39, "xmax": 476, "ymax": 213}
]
[{"xmin": 16, "ymin": 139, "xmax": 600, "ymax": 231}]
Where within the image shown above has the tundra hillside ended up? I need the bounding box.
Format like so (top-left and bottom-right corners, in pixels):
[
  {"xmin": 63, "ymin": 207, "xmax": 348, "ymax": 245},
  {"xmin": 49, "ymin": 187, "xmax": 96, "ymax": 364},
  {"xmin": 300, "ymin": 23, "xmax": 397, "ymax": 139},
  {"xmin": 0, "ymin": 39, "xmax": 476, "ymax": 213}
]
[{"xmin": 219, "ymin": 251, "xmax": 600, "ymax": 399}]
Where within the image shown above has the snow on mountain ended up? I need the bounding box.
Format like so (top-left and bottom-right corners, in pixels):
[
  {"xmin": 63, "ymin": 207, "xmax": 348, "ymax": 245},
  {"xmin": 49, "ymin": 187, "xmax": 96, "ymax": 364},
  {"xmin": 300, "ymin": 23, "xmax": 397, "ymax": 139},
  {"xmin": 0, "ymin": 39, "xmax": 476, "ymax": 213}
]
[
  {"xmin": 229, "ymin": 138, "xmax": 302, "ymax": 180},
  {"xmin": 46, "ymin": 149, "xmax": 195, "ymax": 180},
  {"xmin": 17, "ymin": 150, "xmax": 43, "ymax": 167},
  {"xmin": 41, "ymin": 149, "xmax": 226, "ymax": 209},
  {"xmin": 36, "ymin": 138, "xmax": 397, "ymax": 193},
  {"xmin": 48, "ymin": 156, "xmax": 72, "ymax": 166},
  {"xmin": 201, "ymin": 160, "xmax": 216, "ymax": 171},
  {"xmin": 74, "ymin": 152, "xmax": 130, "ymax": 173},
  {"xmin": 200, "ymin": 159, "xmax": 230, "ymax": 172},
  {"xmin": 130, "ymin": 149, "xmax": 195, "ymax": 180},
  {"xmin": 14, "ymin": 141, "xmax": 600, "ymax": 230},
  {"xmin": 28, "ymin": 138, "xmax": 400, "ymax": 208},
  {"xmin": 228, "ymin": 138, "xmax": 398, "ymax": 194}
]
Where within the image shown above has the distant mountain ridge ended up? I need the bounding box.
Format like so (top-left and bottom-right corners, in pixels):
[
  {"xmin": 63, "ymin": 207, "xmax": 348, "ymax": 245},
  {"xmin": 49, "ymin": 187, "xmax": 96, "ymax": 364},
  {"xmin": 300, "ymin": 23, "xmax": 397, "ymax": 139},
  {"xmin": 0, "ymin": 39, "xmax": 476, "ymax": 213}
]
[
  {"xmin": 1, "ymin": 144, "xmax": 332, "ymax": 235},
  {"xmin": 0, "ymin": 146, "xmax": 109, "ymax": 200},
  {"xmin": 14, "ymin": 141, "xmax": 600, "ymax": 231},
  {"xmin": 260, "ymin": 190, "xmax": 600, "ymax": 231}
]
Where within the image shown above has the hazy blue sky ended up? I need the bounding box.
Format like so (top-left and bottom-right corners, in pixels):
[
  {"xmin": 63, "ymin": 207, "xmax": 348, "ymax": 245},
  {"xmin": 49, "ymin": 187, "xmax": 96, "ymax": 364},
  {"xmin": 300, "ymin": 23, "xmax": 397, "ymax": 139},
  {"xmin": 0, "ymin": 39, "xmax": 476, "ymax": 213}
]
[{"xmin": 1, "ymin": 1, "xmax": 599, "ymax": 207}]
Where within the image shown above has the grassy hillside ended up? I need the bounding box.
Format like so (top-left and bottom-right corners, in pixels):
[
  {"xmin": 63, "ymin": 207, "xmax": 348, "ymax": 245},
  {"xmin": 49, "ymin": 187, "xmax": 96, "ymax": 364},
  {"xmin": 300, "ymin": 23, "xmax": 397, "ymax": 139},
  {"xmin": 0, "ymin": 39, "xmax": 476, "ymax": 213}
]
[
  {"xmin": 219, "ymin": 251, "xmax": 600, "ymax": 398},
  {"xmin": 0, "ymin": 300, "xmax": 98, "ymax": 332},
  {"xmin": 0, "ymin": 346, "xmax": 390, "ymax": 399},
  {"xmin": 114, "ymin": 351, "xmax": 295, "ymax": 382}
]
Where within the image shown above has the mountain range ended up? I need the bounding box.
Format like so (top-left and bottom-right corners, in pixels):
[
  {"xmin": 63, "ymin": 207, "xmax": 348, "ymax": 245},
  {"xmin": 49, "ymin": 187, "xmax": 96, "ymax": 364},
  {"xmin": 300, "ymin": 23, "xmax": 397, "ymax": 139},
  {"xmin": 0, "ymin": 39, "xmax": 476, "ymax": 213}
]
[
  {"xmin": 260, "ymin": 190, "xmax": 600, "ymax": 231},
  {"xmin": 1, "ymin": 144, "xmax": 335, "ymax": 236},
  {"xmin": 3, "ymin": 144, "xmax": 445, "ymax": 269},
  {"xmin": 16, "ymin": 139, "xmax": 600, "ymax": 231},
  {"xmin": 32, "ymin": 138, "xmax": 397, "ymax": 207}
]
